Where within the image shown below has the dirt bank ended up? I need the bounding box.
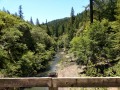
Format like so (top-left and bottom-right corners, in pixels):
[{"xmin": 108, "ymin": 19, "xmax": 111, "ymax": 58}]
[
  {"xmin": 56, "ymin": 52, "xmax": 87, "ymax": 90},
  {"xmin": 56, "ymin": 51, "xmax": 119, "ymax": 90}
]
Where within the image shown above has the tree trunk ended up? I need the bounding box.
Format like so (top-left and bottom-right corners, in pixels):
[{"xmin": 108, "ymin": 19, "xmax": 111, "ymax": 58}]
[{"xmin": 90, "ymin": 0, "xmax": 93, "ymax": 23}]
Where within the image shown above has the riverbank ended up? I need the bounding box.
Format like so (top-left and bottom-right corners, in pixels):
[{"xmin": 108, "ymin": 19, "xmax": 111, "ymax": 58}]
[
  {"xmin": 56, "ymin": 51, "xmax": 85, "ymax": 90},
  {"xmin": 56, "ymin": 51, "xmax": 119, "ymax": 90},
  {"xmin": 56, "ymin": 51, "xmax": 85, "ymax": 77}
]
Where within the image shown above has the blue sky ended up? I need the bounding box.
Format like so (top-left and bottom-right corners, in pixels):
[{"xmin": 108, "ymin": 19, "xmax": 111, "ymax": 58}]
[{"xmin": 0, "ymin": 0, "xmax": 89, "ymax": 23}]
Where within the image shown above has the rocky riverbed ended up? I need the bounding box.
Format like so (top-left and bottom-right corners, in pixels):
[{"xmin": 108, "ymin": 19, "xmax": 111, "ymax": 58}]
[{"xmin": 56, "ymin": 51, "xmax": 119, "ymax": 90}]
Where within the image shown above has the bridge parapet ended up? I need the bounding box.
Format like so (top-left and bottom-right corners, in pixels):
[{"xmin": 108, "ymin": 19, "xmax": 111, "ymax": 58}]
[{"xmin": 0, "ymin": 77, "xmax": 120, "ymax": 90}]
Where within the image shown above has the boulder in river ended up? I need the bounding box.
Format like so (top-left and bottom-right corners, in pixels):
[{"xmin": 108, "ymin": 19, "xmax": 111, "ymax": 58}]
[{"xmin": 48, "ymin": 72, "xmax": 58, "ymax": 77}]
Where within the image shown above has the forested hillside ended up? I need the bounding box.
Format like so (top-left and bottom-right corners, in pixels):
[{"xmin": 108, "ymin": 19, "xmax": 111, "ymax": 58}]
[
  {"xmin": 0, "ymin": 11, "xmax": 56, "ymax": 77},
  {"xmin": 0, "ymin": 0, "xmax": 120, "ymax": 77},
  {"xmin": 47, "ymin": 0, "xmax": 120, "ymax": 76}
]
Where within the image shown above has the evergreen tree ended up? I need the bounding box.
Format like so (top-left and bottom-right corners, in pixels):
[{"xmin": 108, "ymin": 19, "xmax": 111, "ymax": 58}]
[
  {"xmin": 93, "ymin": 0, "xmax": 117, "ymax": 21},
  {"xmin": 70, "ymin": 7, "xmax": 75, "ymax": 24},
  {"xmin": 18, "ymin": 5, "xmax": 23, "ymax": 19},
  {"xmin": 54, "ymin": 24, "xmax": 58, "ymax": 37},
  {"xmin": 46, "ymin": 19, "xmax": 51, "ymax": 35},
  {"xmin": 74, "ymin": 16, "xmax": 80, "ymax": 29},
  {"xmin": 107, "ymin": 0, "xmax": 117, "ymax": 21},
  {"xmin": 116, "ymin": 0, "xmax": 120, "ymax": 21},
  {"xmin": 30, "ymin": 17, "xmax": 34, "ymax": 25},
  {"xmin": 7, "ymin": 10, "xmax": 10, "ymax": 14},
  {"xmin": 61, "ymin": 25, "xmax": 65, "ymax": 34},
  {"xmin": 68, "ymin": 7, "xmax": 75, "ymax": 41},
  {"xmin": 36, "ymin": 18, "xmax": 40, "ymax": 26}
]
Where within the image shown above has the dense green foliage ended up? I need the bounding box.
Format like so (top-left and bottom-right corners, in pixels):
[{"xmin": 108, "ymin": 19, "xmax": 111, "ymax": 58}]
[
  {"xmin": 42, "ymin": 0, "xmax": 120, "ymax": 77},
  {"xmin": 70, "ymin": 0, "xmax": 120, "ymax": 76},
  {"xmin": 0, "ymin": 11, "xmax": 56, "ymax": 77},
  {"xmin": 1, "ymin": 0, "xmax": 120, "ymax": 77}
]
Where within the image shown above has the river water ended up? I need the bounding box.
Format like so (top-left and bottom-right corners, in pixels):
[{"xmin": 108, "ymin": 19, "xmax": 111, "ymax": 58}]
[{"xmin": 24, "ymin": 52, "xmax": 62, "ymax": 90}]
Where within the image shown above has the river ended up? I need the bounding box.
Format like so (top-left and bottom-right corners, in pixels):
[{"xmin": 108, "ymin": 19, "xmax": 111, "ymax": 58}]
[{"xmin": 24, "ymin": 51, "xmax": 62, "ymax": 90}]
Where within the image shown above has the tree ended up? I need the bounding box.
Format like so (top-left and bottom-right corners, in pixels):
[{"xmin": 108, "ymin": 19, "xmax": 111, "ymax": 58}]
[
  {"xmin": 116, "ymin": 0, "xmax": 120, "ymax": 21},
  {"xmin": 59, "ymin": 25, "xmax": 65, "ymax": 35},
  {"xmin": 36, "ymin": 18, "xmax": 40, "ymax": 26},
  {"xmin": 70, "ymin": 7, "xmax": 75, "ymax": 24},
  {"xmin": 0, "ymin": 10, "xmax": 56, "ymax": 77},
  {"xmin": 93, "ymin": 0, "xmax": 117, "ymax": 21},
  {"xmin": 106, "ymin": 0, "xmax": 117, "ymax": 21},
  {"xmin": 68, "ymin": 7, "xmax": 75, "ymax": 41},
  {"xmin": 7, "ymin": 10, "xmax": 10, "ymax": 14},
  {"xmin": 18, "ymin": 5, "xmax": 23, "ymax": 19},
  {"xmin": 54, "ymin": 24, "xmax": 58, "ymax": 37},
  {"xmin": 30, "ymin": 17, "xmax": 34, "ymax": 25},
  {"xmin": 90, "ymin": 0, "xmax": 93, "ymax": 23},
  {"xmin": 68, "ymin": 26, "xmax": 75, "ymax": 41},
  {"xmin": 46, "ymin": 19, "xmax": 51, "ymax": 35}
]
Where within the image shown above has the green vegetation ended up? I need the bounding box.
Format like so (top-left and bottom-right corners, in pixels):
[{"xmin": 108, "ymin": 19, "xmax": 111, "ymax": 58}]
[
  {"xmin": 1, "ymin": 0, "xmax": 120, "ymax": 77},
  {"xmin": 0, "ymin": 10, "xmax": 56, "ymax": 77},
  {"xmin": 70, "ymin": 0, "xmax": 120, "ymax": 76},
  {"xmin": 41, "ymin": 0, "xmax": 120, "ymax": 77}
]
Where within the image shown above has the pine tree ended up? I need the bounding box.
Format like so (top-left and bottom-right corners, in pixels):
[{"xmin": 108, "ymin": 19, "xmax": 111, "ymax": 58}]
[
  {"xmin": 18, "ymin": 5, "xmax": 23, "ymax": 19},
  {"xmin": 36, "ymin": 18, "xmax": 40, "ymax": 26},
  {"xmin": 70, "ymin": 7, "xmax": 75, "ymax": 24},
  {"xmin": 61, "ymin": 25, "xmax": 65, "ymax": 34},
  {"xmin": 7, "ymin": 10, "xmax": 10, "ymax": 14},
  {"xmin": 68, "ymin": 7, "xmax": 75, "ymax": 41},
  {"xmin": 30, "ymin": 17, "xmax": 34, "ymax": 25},
  {"xmin": 46, "ymin": 19, "xmax": 51, "ymax": 35},
  {"xmin": 54, "ymin": 24, "xmax": 58, "ymax": 37},
  {"xmin": 107, "ymin": 0, "xmax": 117, "ymax": 21}
]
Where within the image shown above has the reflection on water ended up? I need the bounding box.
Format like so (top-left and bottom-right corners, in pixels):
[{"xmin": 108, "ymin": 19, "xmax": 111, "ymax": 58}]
[{"xmin": 24, "ymin": 52, "xmax": 62, "ymax": 90}]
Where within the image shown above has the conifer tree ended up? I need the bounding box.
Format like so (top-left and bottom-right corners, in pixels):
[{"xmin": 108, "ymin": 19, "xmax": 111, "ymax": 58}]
[
  {"xmin": 55, "ymin": 25, "xmax": 58, "ymax": 37},
  {"xmin": 70, "ymin": 7, "xmax": 75, "ymax": 24},
  {"xmin": 116, "ymin": 0, "xmax": 120, "ymax": 21},
  {"xmin": 30, "ymin": 17, "xmax": 34, "ymax": 25},
  {"xmin": 68, "ymin": 7, "xmax": 75, "ymax": 41},
  {"xmin": 46, "ymin": 19, "xmax": 51, "ymax": 35},
  {"xmin": 7, "ymin": 10, "xmax": 10, "ymax": 14},
  {"xmin": 36, "ymin": 18, "xmax": 40, "ymax": 26},
  {"xmin": 18, "ymin": 5, "xmax": 23, "ymax": 19},
  {"xmin": 61, "ymin": 25, "xmax": 65, "ymax": 34}
]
